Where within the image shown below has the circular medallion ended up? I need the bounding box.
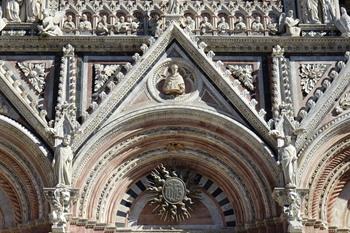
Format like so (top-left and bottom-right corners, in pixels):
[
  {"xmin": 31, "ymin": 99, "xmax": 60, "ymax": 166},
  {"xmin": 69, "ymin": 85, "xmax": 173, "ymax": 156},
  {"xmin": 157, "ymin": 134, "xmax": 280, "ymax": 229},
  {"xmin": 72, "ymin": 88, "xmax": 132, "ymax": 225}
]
[
  {"xmin": 162, "ymin": 177, "xmax": 186, "ymax": 204},
  {"xmin": 147, "ymin": 58, "xmax": 202, "ymax": 103}
]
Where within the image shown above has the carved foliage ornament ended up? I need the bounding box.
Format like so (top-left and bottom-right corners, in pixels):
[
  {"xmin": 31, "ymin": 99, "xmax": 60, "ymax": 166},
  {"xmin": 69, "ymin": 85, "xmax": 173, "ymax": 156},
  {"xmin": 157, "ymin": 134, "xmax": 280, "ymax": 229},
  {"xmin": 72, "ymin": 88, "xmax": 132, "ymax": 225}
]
[
  {"xmin": 300, "ymin": 64, "xmax": 327, "ymax": 95},
  {"xmin": 228, "ymin": 65, "xmax": 255, "ymax": 91},
  {"xmin": 93, "ymin": 64, "xmax": 122, "ymax": 92},
  {"xmin": 17, "ymin": 62, "xmax": 46, "ymax": 93},
  {"xmin": 146, "ymin": 164, "xmax": 199, "ymax": 222}
]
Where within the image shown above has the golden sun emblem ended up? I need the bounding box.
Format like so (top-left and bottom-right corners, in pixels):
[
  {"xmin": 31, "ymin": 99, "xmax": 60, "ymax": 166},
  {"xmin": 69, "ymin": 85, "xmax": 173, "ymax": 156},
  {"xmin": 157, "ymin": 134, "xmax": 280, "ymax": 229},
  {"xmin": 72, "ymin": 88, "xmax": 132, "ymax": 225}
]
[{"xmin": 146, "ymin": 164, "xmax": 199, "ymax": 222}]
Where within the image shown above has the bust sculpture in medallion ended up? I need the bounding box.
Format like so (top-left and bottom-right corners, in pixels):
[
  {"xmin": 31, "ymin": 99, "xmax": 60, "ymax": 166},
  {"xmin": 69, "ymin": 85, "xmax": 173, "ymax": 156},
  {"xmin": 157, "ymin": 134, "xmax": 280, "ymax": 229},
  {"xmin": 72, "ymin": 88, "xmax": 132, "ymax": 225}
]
[{"xmin": 162, "ymin": 64, "xmax": 185, "ymax": 96}]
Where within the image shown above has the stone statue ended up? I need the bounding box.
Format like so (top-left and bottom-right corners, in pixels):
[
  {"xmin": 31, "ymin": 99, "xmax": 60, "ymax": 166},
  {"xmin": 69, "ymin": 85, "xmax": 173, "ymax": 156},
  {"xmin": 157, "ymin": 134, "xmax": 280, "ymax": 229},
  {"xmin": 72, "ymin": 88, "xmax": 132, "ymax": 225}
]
[
  {"xmin": 217, "ymin": 17, "xmax": 229, "ymax": 34},
  {"xmin": 79, "ymin": 14, "xmax": 92, "ymax": 32},
  {"xmin": 25, "ymin": 0, "xmax": 42, "ymax": 22},
  {"xmin": 323, "ymin": 0, "xmax": 335, "ymax": 23},
  {"xmin": 200, "ymin": 16, "xmax": 213, "ymax": 34},
  {"xmin": 3, "ymin": 0, "xmax": 21, "ymax": 22},
  {"xmin": 127, "ymin": 17, "xmax": 139, "ymax": 32},
  {"xmin": 113, "ymin": 17, "xmax": 121, "ymax": 33},
  {"xmin": 234, "ymin": 16, "xmax": 246, "ymax": 33},
  {"xmin": 181, "ymin": 16, "xmax": 195, "ymax": 31},
  {"xmin": 0, "ymin": 7, "xmax": 8, "ymax": 32},
  {"xmin": 119, "ymin": 16, "xmax": 128, "ymax": 33},
  {"xmin": 251, "ymin": 16, "xmax": 264, "ymax": 32},
  {"xmin": 279, "ymin": 10, "xmax": 301, "ymax": 37},
  {"xmin": 335, "ymin": 7, "xmax": 350, "ymax": 37},
  {"xmin": 63, "ymin": 15, "xmax": 75, "ymax": 33},
  {"xmin": 54, "ymin": 135, "xmax": 73, "ymax": 186},
  {"xmin": 304, "ymin": 0, "xmax": 321, "ymax": 24},
  {"xmin": 96, "ymin": 15, "xmax": 109, "ymax": 36},
  {"xmin": 279, "ymin": 136, "xmax": 297, "ymax": 188},
  {"xmin": 38, "ymin": 10, "xmax": 63, "ymax": 36},
  {"xmin": 168, "ymin": 0, "xmax": 179, "ymax": 14},
  {"xmin": 162, "ymin": 64, "xmax": 185, "ymax": 96},
  {"xmin": 149, "ymin": 14, "xmax": 162, "ymax": 37}
]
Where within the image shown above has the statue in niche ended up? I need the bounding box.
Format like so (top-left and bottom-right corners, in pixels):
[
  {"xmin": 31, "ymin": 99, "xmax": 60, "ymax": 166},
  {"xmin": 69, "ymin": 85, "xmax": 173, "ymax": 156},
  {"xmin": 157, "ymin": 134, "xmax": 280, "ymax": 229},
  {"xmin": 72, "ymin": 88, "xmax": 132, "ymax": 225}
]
[
  {"xmin": 304, "ymin": 0, "xmax": 322, "ymax": 24},
  {"xmin": 3, "ymin": 0, "xmax": 21, "ymax": 22},
  {"xmin": 323, "ymin": 0, "xmax": 335, "ymax": 23},
  {"xmin": 162, "ymin": 64, "xmax": 185, "ymax": 96},
  {"xmin": 79, "ymin": 14, "xmax": 92, "ymax": 32},
  {"xmin": 118, "ymin": 16, "xmax": 128, "ymax": 32},
  {"xmin": 279, "ymin": 10, "xmax": 301, "ymax": 37},
  {"xmin": 181, "ymin": 16, "xmax": 195, "ymax": 31},
  {"xmin": 200, "ymin": 16, "xmax": 213, "ymax": 34},
  {"xmin": 335, "ymin": 7, "xmax": 350, "ymax": 37},
  {"xmin": 96, "ymin": 15, "xmax": 109, "ymax": 36},
  {"xmin": 217, "ymin": 17, "xmax": 229, "ymax": 34},
  {"xmin": 53, "ymin": 135, "xmax": 73, "ymax": 186},
  {"xmin": 63, "ymin": 15, "xmax": 75, "ymax": 32},
  {"xmin": 234, "ymin": 16, "xmax": 246, "ymax": 33},
  {"xmin": 168, "ymin": 0, "xmax": 179, "ymax": 14},
  {"xmin": 251, "ymin": 16, "xmax": 264, "ymax": 32},
  {"xmin": 25, "ymin": 0, "xmax": 42, "ymax": 22},
  {"xmin": 149, "ymin": 14, "xmax": 162, "ymax": 37}
]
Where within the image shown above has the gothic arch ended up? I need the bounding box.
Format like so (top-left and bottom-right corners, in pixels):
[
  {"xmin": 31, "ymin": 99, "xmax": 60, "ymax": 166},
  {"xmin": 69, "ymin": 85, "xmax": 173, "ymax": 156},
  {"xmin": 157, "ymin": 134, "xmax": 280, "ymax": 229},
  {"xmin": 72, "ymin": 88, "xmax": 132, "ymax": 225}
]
[
  {"xmin": 298, "ymin": 116, "xmax": 350, "ymax": 228},
  {"xmin": 72, "ymin": 106, "xmax": 282, "ymax": 231},
  {"xmin": 0, "ymin": 115, "xmax": 54, "ymax": 231}
]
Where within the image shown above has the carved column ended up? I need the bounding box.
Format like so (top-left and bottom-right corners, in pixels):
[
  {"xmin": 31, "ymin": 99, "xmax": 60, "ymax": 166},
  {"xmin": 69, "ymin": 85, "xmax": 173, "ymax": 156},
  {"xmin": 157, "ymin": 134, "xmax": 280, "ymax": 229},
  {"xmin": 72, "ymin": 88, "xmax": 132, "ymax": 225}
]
[
  {"xmin": 271, "ymin": 45, "xmax": 293, "ymax": 122},
  {"xmin": 44, "ymin": 44, "xmax": 81, "ymax": 233},
  {"xmin": 53, "ymin": 44, "xmax": 80, "ymax": 140}
]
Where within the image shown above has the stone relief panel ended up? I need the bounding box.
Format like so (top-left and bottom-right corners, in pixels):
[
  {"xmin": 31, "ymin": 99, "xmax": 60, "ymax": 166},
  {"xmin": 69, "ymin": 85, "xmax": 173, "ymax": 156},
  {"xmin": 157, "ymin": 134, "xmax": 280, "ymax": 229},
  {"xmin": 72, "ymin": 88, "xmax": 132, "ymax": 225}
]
[
  {"xmin": 289, "ymin": 58, "xmax": 342, "ymax": 120},
  {"xmin": 77, "ymin": 56, "xmax": 133, "ymax": 119},
  {"xmin": 216, "ymin": 57, "xmax": 266, "ymax": 113}
]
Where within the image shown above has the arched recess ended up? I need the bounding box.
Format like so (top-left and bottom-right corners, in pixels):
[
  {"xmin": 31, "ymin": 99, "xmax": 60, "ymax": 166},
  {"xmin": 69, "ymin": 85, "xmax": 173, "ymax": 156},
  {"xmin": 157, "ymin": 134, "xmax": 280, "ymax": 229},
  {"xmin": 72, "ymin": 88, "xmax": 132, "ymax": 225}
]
[
  {"xmin": 298, "ymin": 114, "xmax": 350, "ymax": 230},
  {"xmin": 0, "ymin": 115, "xmax": 54, "ymax": 231},
  {"xmin": 72, "ymin": 106, "xmax": 282, "ymax": 232}
]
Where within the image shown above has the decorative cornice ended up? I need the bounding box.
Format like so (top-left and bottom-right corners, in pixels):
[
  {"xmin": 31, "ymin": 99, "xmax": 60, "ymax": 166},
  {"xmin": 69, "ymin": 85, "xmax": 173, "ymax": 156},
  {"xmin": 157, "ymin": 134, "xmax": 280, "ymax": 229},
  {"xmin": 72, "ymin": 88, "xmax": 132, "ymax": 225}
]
[{"xmin": 0, "ymin": 36, "xmax": 349, "ymax": 53}]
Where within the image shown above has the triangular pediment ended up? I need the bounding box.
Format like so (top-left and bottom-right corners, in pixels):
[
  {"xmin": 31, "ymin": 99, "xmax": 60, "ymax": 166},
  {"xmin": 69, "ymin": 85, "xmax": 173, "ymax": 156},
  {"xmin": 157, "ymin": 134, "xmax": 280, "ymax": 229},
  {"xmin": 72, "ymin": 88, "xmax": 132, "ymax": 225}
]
[
  {"xmin": 108, "ymin": 42, "xmax": 248, "ymax": 127},
  {"xmin": 73, "ymin": 23, "xmax": 274, "ymax": 150}
]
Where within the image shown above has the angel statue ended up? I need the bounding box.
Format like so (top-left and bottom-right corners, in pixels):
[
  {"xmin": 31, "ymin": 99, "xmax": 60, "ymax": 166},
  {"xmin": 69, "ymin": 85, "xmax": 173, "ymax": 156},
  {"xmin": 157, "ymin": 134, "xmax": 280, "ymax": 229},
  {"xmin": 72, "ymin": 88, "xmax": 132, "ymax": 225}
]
[
  {"xmin": 279, "ymin": 10, "xmax": 301, "ymax": 37},
  {"xmin": 335, "ymin": 7, "xmax": 350, "ymax": 37},
  {"xmin": 38, "ymin": 10, "xmax": 63, "ymax": 36}
]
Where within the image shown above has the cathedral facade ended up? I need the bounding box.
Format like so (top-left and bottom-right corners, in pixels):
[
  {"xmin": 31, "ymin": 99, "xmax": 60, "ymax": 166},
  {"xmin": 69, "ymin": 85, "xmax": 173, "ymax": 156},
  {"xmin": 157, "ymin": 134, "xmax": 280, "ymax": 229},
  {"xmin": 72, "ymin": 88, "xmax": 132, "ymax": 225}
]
[{"xmin": 0, "ymin": 0, "xmax": 349, "ymax": 232}]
